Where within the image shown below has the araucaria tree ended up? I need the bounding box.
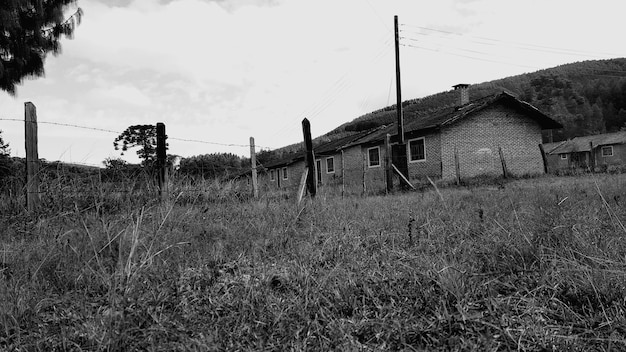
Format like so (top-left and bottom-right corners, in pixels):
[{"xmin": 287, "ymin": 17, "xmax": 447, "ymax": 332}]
[
  {"xmin": 0, "ymin": 0, "xmax": 82, "ymax": 95},
  {"xmin": 114, "ymin": 125, "xmax": 165, "ymax": 166}
]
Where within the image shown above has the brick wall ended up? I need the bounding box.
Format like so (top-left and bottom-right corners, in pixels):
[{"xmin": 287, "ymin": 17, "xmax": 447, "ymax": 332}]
[
  {"xmin": 407, "ymin": 131, "xmax": 442, "ymax": 180},
  {"xmin": 595, "ymin": 144, "xmax": 626, "ymax": 167},
  {"xmin": 266, "ymin": 160, "xmax": 306, "ymax": 191},
  {"xmin": 545, "ymin": 153, "xmax": 568, "ymax": 172},
  {"xmin": 316, "ymin": 153, "xmax": 343, "ymax": 187},
  {"xmin": 341, "ymin": 146, "xmax": 365, "ymax": 194},
  {"xmin": 440, "ymin": 105, "xmax": 544, "ymax": 181}
]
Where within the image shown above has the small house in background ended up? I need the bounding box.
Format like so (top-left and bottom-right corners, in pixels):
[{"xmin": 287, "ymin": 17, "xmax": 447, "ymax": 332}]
[
  {"xmin": 543, "ymin": 131, "xmax": 626, "ymax": 172},
  {"xmin": 259, "ymin": 131, "xmax": 372, "ymax": 193}
]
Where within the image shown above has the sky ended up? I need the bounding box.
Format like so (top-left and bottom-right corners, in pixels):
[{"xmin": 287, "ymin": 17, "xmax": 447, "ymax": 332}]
[{"xmin": 1, "ymin": 0, "xmax": 625, "ymax": 166}]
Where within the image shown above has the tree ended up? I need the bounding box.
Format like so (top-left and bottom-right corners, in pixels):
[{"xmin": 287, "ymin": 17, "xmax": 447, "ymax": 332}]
[
  {"xmin": 0, "ymin": 1, "xmax": 82, "ymax": 95},
  {"xmin": 113, "ymin": 125, "xmax": 166, "ymax": 166},
  {"xmin": 0, "ymin": 130, "xmax": 11, "ymax": 180}
]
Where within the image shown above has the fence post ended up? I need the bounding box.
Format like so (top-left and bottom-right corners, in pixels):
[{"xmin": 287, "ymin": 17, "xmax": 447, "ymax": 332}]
[
  {"xmin": 302, "ymin": 118, "xmax": 316, "ymax": 198},
  {"xmin": 454, "ymin": 147, "xmax": 461, "ymax": 186},
  {"xmin": 498, "ymin": 147, "xmax": 508, "ymax": 179},
  {"xmin": 589, "ymin": 141, "xmax": 595, "ymax": 172},
  {"xmin": 156, "ymin": 122, "xmax": 168, "ymax": 199},
  {"xmin": 385, "ymin": 133, "xmax": 393, "ymax": 193},
  {"xmin": 24, "ymin": 102, "xmax": 40, "ymax": 212},
  {"xmin": 538, "ymin": 144, "xmax": 549, "ymax": 174},
  {"xmin": 250, "ymin": 137, "xmax": 259, "ymax": 199}
]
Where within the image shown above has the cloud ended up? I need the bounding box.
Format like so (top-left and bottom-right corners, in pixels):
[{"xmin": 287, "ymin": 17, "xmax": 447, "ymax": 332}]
[{"xmin": 89, "ymin": 84, "xmax": 152, "ymax": 107}]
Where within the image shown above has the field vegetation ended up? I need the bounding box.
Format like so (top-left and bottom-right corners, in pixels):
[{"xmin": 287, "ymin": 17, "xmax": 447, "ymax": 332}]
[{"xmin": 1, "ymin": 171, "xmax": 626, "ymax": 351}]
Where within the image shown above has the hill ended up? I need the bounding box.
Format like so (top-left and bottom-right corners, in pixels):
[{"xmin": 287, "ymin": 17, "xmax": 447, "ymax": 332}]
[{"xmin": 330, "ymin": 58, "xmax": 626, "ymax": 143}]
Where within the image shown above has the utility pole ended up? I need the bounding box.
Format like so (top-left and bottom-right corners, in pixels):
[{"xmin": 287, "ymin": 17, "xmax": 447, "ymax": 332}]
[{"xmin": 393, "ymin": 15, "xmax": 409, "ymax": 185}]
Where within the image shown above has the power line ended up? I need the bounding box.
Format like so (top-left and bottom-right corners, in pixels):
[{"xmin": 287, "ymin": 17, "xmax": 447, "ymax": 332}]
[
  {"xmin": 0, "ymin": 118, "xmax": 265, "ymax": 149},
  {"xmin": 400, "ymin": 43, "xmax": 540, "ymax": 69},
  {"xmin": 399, "ymin": 24, "xmax": 623, "ymax": 59}
]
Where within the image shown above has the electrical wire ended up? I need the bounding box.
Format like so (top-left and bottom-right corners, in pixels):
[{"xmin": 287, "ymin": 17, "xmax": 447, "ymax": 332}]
[
  {"xmin": 400, "ymin": 23, "xmax": 623, "ymax": 58},
  {"xmin": 0, "ymin": 118, "xmax": 266, "ymax": 149}
]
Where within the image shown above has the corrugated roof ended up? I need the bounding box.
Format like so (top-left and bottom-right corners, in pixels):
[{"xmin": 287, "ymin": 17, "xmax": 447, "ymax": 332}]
[
  {"xmin": 548, "ymin": 131, "xmax": 626, "ymax": 154},
  {"xmin": 344, "ymin": 92, "xmax": 562, "ymax": 148}
]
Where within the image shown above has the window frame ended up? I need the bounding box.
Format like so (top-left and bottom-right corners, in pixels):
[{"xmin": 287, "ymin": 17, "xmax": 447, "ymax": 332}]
[
  {"xmin": 367, "ymin": 146, "xmax": 381, "ymax": 168},
  {"xmin": 282, "ymin": 167, "xmax": 288, "ymax": 180},
  {"xmin": 560, "ymin": 154, "xmax": 567, "ymax": 160},
  {"xmin": 326, "ymin": 157, "xmax": 335, "ymax": 174},
  {"xmin": 601, "ymin": 146, "xmax": 614, "ymax": 157},
  {"xmin": 270, "ymin": 169, "xmax": 275, "ymax": 181},
  {"xmin": 407, "ymin": 137, "xmax": 426, "ymax": 163}
]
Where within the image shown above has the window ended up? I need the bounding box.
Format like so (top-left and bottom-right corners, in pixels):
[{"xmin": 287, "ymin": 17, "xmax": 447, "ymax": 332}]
[
  {"xmin": 326, "ymin": 157, "xmax": 335, "ymax": 173},
  {"xmin": 560, "ymin": 154, "xmax": 567, "ymax": 160},
  {"xmin": 368, "ymin": 147, "xmax": 380, "ymax": 167},
  {"xmin": 282, "ymin": 167, "xmax": 288, "ymax": 180},
  {"xmin": 270, "ymin": 169, "xmax": 275, "ymax": 181},
  {"xmin": 408, "ymin": 137, "xmax": 426, "ymax": 162},
  {"xmin": 601, "ymin": 146, "xmax": 614, "ymax": 157}
]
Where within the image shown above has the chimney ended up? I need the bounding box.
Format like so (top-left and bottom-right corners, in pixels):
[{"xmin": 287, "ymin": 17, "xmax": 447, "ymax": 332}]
[{"xmin": 453, "ymin": 84, "xmax": 470, "ymax": 105}]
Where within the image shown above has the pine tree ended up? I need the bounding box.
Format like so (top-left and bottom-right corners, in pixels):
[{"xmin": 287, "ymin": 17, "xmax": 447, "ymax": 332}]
[{"xmin": 0, "ymin": 0, "xmax": 82, "ymax": 95}]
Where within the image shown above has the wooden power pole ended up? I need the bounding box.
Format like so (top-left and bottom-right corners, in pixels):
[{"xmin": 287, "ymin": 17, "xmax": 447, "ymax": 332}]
[{"xmin": 393, "ymin": 15, "xmax": 409, "ymax": 184}]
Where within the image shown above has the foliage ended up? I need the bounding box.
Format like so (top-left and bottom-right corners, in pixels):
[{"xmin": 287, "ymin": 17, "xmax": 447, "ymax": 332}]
[
  {"xmin": 333, "ymin": 58, "xmax": 626, "ymax": 144},
  {"xmin": 0, "ymin": 1, "xmax": 82, "ymax": 95},
  {"xmin": 113, "ymin": 125, "xmax": 163, "ymax": 166},
  {"xmin": 0, "ymin": 130, "xmax": 11, "ymax": 180},
  {"xmin": 102, "ymin": 157, "xmax": 127, "ymax": 170},
  {"xmin": 179, "ymin": 152, "xmax": 248, "ymax": 179}
]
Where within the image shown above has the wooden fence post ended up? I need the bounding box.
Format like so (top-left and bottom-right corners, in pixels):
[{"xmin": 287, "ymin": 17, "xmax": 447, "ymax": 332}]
[
  {"xmin": 498, "ymin": 147, "xmax": 508, "ymax": 179},
  {"xmin": 589, "ymin": 141, "xmax": 595, "ymax": 172},
  {"xmin": 24, "ymin": 102, "xmax": 40, "ymax": 212},
  {"xmin": 385, "ymin": 133, "xmax": 393, "ymax": 193},
  {"xmin": 454, "ymin": 147, "xmax": 461, "ymax": 186},
  {"xmin": 538, "ymin": 144, "xmax": 548, "ymax": 174},
  {"xmin": 156, "ymin": 122, "xmax": 168, "ymax": 199},
  {"xmin": 250, "ymin": 137, "xmax": 259, "ymax": 199},
  {"xmin": 302, "ymin": 118, "xmax": 316, "ymax": 198}
]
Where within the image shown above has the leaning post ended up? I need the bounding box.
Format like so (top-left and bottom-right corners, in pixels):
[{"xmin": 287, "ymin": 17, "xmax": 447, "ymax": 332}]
[
  {"xmin": 302, "ymin": 118, "xmax": 316, "ymax": 198},
  {"xmin": 24, "ymin": 102, "xmax": 40, "ymax": 212},
  {"xmin": 156, "ymin": 122, "xmax": 168, "ymax": 199}
]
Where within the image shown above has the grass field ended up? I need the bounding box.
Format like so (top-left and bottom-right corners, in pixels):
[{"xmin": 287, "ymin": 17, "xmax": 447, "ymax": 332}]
[{"xmin": 1, "ymin": 173, "xmax": 626, "ymax": 351}]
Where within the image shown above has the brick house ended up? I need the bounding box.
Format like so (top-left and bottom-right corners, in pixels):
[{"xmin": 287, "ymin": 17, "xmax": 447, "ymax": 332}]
[
  {"xmin": 337, "ymin": 88, "xmax": 561, "ymax": 194},
  {"xmin": 543, "ymin": 131, "xmax": 626, "ymax": 172},
  {"xmin": 258, "ymin": 86, "xmax": 561, "ymax": 195},
  {"xmin": 260, "ymin": 131, "xmax": 371, "ymax": 192}
]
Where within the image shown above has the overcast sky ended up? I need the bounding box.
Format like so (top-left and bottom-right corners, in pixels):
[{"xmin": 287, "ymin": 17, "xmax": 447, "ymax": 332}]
[{"xmin": 1, "ymin": 0, "xmax": 624, "ymax": 166}]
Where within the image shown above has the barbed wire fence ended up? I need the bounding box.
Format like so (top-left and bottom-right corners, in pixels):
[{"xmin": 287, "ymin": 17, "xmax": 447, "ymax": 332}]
[{"xmin": 0, "ymin": 109, "xmax": 278, "ymax": 213}]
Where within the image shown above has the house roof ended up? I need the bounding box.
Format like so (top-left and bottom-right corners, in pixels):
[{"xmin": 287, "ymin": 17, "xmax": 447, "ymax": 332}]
[
  {"xmin": 344, "ymin": 92, "xmax": 562, "ymax": 148},
  {"xmin": 262, "ymin": 130, "xmax": 375, "ymax": 169},
  {"xmin": 542, "ymin": 141, "xmax": 567, "ymax": 154},
  {"xmin": 547, "ymin": 131, "xmax": 626, "ymax": 154}
]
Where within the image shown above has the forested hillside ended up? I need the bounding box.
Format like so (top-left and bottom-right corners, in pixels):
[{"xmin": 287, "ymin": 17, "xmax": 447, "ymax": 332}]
[{"xmin": 334, "ymin": 58, "xmax": 626, "ymax": 143}]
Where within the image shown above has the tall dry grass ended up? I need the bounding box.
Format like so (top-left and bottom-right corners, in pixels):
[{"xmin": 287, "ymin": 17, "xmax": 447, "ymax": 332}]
[{"xmin": 0, "ymin": 171, "xmax": 625, "ymax": 350}]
